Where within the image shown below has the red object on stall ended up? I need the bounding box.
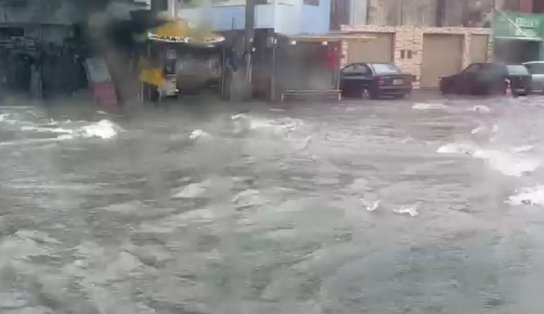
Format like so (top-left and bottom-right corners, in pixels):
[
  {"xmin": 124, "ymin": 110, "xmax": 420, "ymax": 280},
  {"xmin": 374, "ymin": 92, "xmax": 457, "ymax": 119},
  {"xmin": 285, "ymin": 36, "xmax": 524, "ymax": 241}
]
[
  {"xmin": 84, "ymin": 58, "xmax": 119, "ymax": 112},
  {"xmin": 325, "ymin": 47, "xmax": 339, "ymax": 70},
  {"xmin": 92, "ymin": 82, "xmax": 118, "ymax": 112}
]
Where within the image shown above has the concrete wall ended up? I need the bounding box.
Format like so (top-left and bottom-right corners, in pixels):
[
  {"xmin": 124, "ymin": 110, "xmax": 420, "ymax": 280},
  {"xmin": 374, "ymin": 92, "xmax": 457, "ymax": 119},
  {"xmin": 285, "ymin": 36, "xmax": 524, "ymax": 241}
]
[
  {"xmin": 350, "ymin": 0, "xmax": 368, "ymax": 26},
  {"xmin": 179, "ymin": 0, "xmax": 331, "ymax": 35},
  {"xmin": 179, "ymin": 4, "xmax": 277, "ymax": 31},
  {"xmin": 275, "ymin": 3, "xmax": 301, "ymax": 34},
  {"xmin": 300, "ymin": 0, "xmax": 331, "ymax": 34},
  {"xmin": 341, "ymin": 24, "xmax": 492, "ymax": 88},
  {"xmin": 365, "ymin": 0, "xmax": 500, "ymax": 27}
]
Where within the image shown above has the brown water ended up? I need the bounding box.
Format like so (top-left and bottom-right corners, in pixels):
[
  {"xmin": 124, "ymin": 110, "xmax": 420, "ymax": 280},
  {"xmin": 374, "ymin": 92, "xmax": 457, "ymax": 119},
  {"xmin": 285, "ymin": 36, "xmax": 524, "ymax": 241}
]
[{"xmin": 1, "ymin": 96, "xmax": 544, "ymax": 314}]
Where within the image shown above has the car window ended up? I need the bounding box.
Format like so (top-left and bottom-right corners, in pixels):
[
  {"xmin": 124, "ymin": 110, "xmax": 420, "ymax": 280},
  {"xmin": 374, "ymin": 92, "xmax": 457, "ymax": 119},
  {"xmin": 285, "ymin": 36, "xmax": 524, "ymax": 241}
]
[
  {"xmin": 507, "ymin": 65, "xmax": 529, "ymax": 75},
  {"xmin": 371, "ymin": 63, "xmax": 400, "ymax": 74},
  {"xmin": 481, "ymin": 63, "xmax": 505, "ymax": 76},
  {"xmin": 464, "ymin": 64, "xmax": 482, "ymax": 73},
  {"xmin": 524, "ymin": 63, "xmax": 544, "ymax": 74},
  {"xmin": 342, "ymin": 64, "xmax": 370, "ymax": 75}
]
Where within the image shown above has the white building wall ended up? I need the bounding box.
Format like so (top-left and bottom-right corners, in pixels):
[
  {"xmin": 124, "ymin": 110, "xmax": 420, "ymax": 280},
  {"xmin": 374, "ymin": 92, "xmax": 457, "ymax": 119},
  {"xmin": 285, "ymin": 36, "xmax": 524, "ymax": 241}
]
[{"xmin": 350, "ymin": 0, "xmax": 368, "ymax": 26}]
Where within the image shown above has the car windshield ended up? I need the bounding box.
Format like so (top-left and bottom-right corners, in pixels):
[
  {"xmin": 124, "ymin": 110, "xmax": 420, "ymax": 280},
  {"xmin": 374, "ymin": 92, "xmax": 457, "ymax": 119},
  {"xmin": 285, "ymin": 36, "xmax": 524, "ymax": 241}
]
[
  {"xmin": 506, "ymin": 65, "xmax": 529, "ymax": 75},
  {"xmin": 371, "ymin": 63, "xmax": 401, "ymax": 74},
  {"xmin": 525, "ymin": 63, "xmax": 544, "ymax": 74}
]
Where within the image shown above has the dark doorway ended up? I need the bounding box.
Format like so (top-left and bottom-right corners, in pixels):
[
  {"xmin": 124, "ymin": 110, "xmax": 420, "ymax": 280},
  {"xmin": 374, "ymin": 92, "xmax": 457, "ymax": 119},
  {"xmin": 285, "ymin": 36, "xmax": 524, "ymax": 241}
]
[{"xmin": 494, "ymin": 39, "xmax": 540, "ymax": 63}]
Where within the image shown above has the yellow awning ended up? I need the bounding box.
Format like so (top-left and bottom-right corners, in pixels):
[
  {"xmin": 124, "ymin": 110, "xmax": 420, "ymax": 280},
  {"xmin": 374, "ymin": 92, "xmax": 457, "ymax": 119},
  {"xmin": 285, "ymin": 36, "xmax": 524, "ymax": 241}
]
[{"xmin": 148, "ymin": 19, "xmax": 225, "ymax": 46}]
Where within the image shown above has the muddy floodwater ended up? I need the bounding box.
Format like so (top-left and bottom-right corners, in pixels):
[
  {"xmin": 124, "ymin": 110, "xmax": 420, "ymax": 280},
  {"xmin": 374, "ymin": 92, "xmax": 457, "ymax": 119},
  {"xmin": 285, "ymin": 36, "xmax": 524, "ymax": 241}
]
[{"xmin": 2, "ymin": 96, "xmax": 544, "ymax": 314}]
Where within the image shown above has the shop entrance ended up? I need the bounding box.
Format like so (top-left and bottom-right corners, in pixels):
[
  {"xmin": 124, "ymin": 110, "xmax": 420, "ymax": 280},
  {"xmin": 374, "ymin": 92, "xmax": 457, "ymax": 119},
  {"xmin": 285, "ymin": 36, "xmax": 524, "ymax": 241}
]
[{"xmin": 494, "ymin": 39, "xmax": 541, "ymax": 63}]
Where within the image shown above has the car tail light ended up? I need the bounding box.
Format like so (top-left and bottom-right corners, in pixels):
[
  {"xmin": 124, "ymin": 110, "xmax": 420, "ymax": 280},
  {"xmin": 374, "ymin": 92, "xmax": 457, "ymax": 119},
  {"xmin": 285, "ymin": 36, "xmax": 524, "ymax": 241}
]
[{"xmin": 379, "ymin": 78, "xmax": 386, "ymax": 85}]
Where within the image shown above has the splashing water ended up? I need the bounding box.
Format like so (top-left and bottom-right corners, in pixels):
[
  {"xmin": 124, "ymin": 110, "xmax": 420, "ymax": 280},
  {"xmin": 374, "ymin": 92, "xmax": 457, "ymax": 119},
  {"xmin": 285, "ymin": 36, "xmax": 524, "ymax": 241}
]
[
  {"xmin": 508, "ymin": 186, "xmax": 544, "ymax": 206},
  {"xmin": 394, "ymin": 206, "xmax": 419, "ymax": 217},
  {"xmin": 189, "ymin": 129, "xmax": 210, "ymax": 140},
  {"xmin": 81, "ymin": 120, "xmax": 120, "ymax": 139},
  {"xmin": 412, "ymin": 103, "xmax": 448, "ymax": 110}
]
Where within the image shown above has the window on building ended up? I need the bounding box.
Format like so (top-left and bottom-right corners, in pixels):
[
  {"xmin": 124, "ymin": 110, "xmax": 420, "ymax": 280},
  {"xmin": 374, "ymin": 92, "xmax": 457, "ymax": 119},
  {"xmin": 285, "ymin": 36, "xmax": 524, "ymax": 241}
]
[{"xmin": 304, "ymin": 0, "xmax": 319, "ymax": 6}]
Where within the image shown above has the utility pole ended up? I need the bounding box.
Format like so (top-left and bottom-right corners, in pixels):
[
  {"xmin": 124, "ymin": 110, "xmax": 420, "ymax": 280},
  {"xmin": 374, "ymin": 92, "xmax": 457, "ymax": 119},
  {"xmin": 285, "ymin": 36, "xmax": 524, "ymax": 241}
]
[{"xmin": 243, "ymin": 0, "xmax": 255, "ymax": 98}]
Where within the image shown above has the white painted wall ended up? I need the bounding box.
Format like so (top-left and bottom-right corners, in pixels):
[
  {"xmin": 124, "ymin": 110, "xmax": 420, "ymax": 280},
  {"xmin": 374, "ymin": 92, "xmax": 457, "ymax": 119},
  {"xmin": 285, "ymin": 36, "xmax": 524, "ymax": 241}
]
[{"xmin": 350, "ymin": 0, "xmax": 368, "ymax": 26}]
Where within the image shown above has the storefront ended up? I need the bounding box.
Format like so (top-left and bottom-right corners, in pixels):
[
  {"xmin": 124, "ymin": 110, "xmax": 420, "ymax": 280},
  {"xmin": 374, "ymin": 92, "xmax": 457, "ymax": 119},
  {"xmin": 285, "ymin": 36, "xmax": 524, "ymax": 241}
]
[
  {"xmin": 272, "ymin": 34, "xmax": 372, "ymax": 102},
  {"xmin": 136, "ymin": 19, "xmax": 224, "ymax": 102},
  {"xmin": 493, "ymin": 11, "xmax": 544, "ymax": 63}
]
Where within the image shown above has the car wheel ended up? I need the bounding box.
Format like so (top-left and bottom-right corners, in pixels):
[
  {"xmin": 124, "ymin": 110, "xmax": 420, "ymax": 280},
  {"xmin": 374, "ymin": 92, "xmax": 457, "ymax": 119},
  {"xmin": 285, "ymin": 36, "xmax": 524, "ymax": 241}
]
[
  {"xmin": 361, "ymin": 88, "xmax": 371, "ymax": 99},
  {"xmin": 439, "ymin": 80, "xmax": 450, "ymax": 94}
]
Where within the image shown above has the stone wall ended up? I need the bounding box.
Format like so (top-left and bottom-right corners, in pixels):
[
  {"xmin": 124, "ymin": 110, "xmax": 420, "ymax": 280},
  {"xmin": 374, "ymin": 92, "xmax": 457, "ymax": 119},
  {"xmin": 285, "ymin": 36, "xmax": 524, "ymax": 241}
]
[{"xmin": 341, "ymin": 25, "xmax": 492, "ymax": 88}]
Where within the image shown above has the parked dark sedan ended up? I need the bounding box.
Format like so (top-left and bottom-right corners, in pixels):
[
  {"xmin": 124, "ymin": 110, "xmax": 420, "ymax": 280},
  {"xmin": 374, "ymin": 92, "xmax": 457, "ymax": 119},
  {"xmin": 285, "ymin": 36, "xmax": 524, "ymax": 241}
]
[
  {"xmin": 523, "ymin": 61, "xmax": 544, "ymax": 93},
  {"xmin": 439, "ymin": 62, "xmax": 532, "ymax": 96},
  {"xmin": 340, "ymin": 63, "xmax": 413, "ymax": 99}
]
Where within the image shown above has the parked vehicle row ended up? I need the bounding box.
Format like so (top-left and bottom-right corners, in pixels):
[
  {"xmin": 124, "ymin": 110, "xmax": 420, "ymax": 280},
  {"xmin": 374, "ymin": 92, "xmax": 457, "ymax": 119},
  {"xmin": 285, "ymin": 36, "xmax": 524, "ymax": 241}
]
[{"xmin": 340, "ymin": 61, "xmax": 544, "ymax": 99}]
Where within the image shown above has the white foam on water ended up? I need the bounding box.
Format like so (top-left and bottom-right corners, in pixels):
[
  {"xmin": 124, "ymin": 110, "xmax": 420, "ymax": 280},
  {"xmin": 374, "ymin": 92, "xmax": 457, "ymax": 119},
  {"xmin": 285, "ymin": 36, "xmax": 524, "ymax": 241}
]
[
  {"xmin": 20, "ymin": 125, "xmax": 74, "ymax": 134},
  {"xmin": 473, "ymin": 149, "xmax": 540, "ymax": 177},
  {"xmin": 437, "ymin": 142, "xmax": 477, "ymax": 155},
  {"xmin": 361, "ymin": 198, "xmax": 381, "ymax": 212},
  {"xmin": 292, "ymin": 136, "xmax": 312, "ymax": 151},
  {"xmin": 438, "ymin": 141, "xmax": 539, "ymax": 177},
  {"xmin": 471, "ymin": 126, "xmax": 487, "ymax": 135},
  {"xmin": 508, "ymin": 186, "xmax": 544, "ymax": 206},
  {"xmin": 511, "ymin": 145, "xmax": 534, "ymax": 153},
  {"xmin": 81, "ymin": 120, "xmax": 120, "ymax": 139},
  {"xmin": 189, "ymin": 129, "xmax": 210, "ymax": 140},
  {"xmin": 394, "ymin": 206, "xmax": 419, "ymax": 217},
  {"xmin": 468, "ymin": 105, "xmax": 491, "ymax": 113},
  {"xmin": 0, "ymin": 137, "xmax": 68, "ymax": 147},
  {"xmin": 171, "ymin": 180, "xmax": 210, "ymax": 199},
  {"xmin": 232, "ymin": 189, "xmax": 263, "ymax": 208},
  {"xmin": 412, "ymin": 103, "xmax": 447, "ymax": 110}
]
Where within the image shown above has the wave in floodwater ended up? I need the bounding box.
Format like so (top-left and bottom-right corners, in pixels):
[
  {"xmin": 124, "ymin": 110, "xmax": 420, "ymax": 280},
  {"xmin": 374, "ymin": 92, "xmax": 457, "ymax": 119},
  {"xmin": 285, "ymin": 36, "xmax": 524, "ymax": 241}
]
[
  {"xmin": 0, "ymin": 113, "xmax": 122, "ymax": 145},
  {"xmin": 4, "ymin": 98, "xmax": 544, "ymax": 313},
  {"xmin": 437, "ymin": 141, "xmax": 539, "ymax": 177}
]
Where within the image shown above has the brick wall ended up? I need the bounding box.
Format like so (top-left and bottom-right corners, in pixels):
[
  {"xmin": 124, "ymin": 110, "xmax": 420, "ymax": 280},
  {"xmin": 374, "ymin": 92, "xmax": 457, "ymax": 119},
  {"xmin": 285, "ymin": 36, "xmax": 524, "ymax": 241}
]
[{"xmin": 341, "ymin": 25, "xmax": 492, "ymax": 88}]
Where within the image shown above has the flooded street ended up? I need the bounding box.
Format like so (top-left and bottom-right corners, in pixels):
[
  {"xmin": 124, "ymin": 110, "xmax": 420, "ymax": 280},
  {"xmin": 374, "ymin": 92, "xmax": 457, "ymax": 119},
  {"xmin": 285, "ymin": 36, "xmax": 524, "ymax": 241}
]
[{"xmin": 2, "ymin": 95, "xmax": 544, "ymax": 313}]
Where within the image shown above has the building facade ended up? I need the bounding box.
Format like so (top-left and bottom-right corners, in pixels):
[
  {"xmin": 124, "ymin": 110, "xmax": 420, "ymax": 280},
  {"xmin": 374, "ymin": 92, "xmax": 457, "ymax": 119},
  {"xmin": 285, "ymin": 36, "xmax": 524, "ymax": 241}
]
[
  {"xmin": 339, "ymin": 0, "xmax": 544, "ymax": 88},
  {"xmin": 175, "ymin": 0, "xmax": 331, "ymax": 35}
]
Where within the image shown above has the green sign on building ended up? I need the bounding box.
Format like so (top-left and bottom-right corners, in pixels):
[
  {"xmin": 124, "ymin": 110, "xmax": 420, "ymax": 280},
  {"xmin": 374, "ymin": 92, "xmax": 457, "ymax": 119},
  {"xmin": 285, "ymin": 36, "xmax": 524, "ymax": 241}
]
[{"xmin": 493, "ymin": 11, "xmax": 544, "ymax": 41}]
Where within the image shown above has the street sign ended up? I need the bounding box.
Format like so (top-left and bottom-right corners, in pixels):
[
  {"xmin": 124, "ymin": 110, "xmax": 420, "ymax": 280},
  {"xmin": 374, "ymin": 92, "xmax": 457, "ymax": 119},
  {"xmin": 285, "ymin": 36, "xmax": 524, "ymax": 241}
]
[{"xmin": 493, "ymin": 11, "xmax": 544, "ymax": 41}]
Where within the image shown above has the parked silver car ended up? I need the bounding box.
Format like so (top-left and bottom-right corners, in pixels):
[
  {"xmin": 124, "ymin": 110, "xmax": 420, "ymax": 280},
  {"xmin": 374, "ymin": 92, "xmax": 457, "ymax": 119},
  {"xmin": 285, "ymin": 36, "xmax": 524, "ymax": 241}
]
[{"xmin": 523, "ymin": 61, "xmax": 544, "ymax": 93}]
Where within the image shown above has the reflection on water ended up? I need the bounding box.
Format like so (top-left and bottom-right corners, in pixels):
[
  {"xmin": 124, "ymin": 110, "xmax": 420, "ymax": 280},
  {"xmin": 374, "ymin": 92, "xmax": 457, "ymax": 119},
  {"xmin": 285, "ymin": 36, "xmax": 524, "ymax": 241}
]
[{"xmin": 2, "ymin": 96, "xmax": 544, "ymax": 313}]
